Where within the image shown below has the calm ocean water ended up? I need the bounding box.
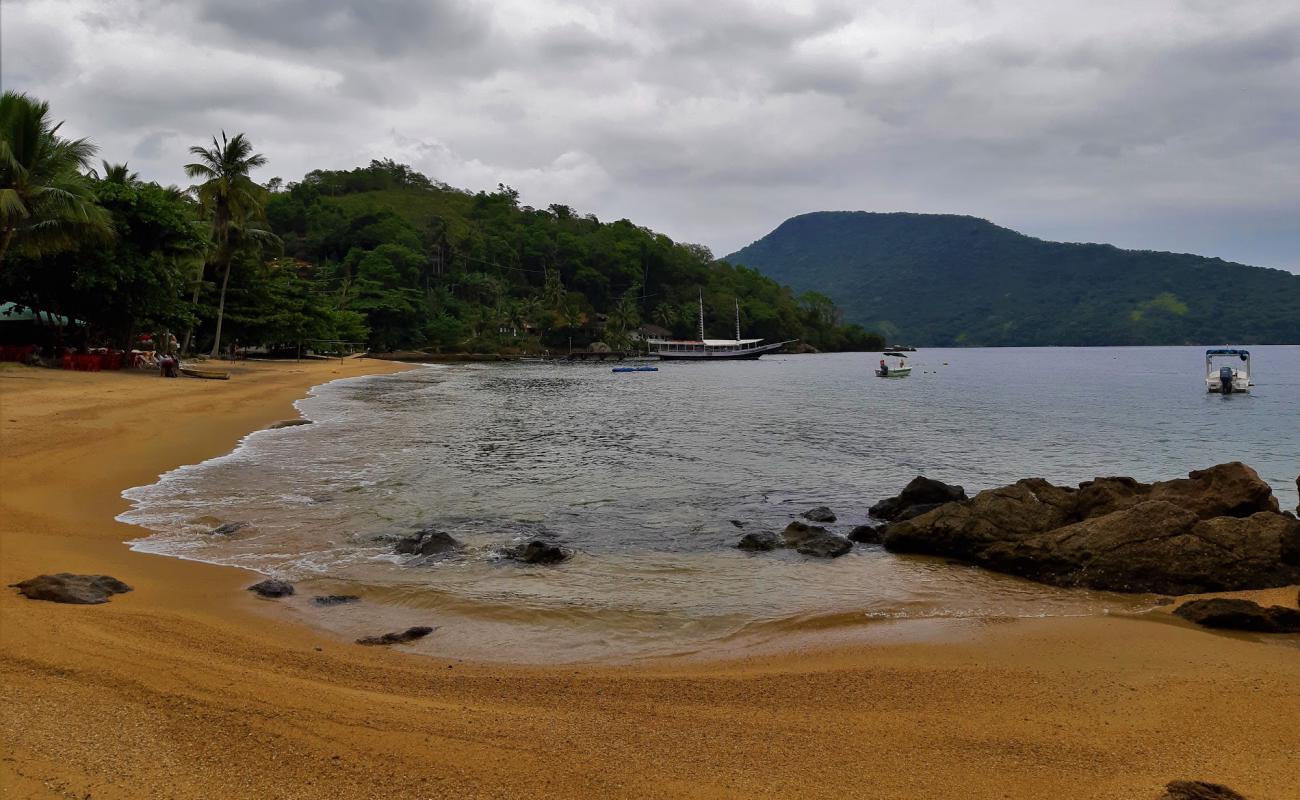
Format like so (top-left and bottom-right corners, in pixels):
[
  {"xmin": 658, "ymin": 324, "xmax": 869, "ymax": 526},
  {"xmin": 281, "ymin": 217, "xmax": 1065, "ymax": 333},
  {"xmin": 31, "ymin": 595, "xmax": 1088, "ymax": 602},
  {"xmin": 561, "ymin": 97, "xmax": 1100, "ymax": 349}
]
[{"xmin": 121, "ymin": 347, "xmax": 1300, "ymax": 662}]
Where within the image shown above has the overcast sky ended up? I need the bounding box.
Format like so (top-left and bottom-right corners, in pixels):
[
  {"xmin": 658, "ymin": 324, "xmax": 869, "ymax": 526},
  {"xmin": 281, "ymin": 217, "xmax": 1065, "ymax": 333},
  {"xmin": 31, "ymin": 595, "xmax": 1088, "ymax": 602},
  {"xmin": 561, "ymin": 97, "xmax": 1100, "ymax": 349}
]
[{"xmin": 4, "ymin": 0, "xmax": 1298, "ymax": 271}]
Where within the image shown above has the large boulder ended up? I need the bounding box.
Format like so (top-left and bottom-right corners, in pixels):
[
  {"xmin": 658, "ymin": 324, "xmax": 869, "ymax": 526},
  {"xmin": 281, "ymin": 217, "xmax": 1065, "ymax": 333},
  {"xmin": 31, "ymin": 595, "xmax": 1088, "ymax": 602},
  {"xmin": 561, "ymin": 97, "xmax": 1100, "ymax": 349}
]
[
  {"xmin": 395, "ymin": 529, "xmax": 462, "ymax": 558},
  {"xmin": 870, "ymin": 476, "xmax": 967, "ymax": 521},
  {"xmin": 247, "ymin": 579, "xmax": 295, "ymax": 598},
  {"xmin": 11, "ymin": 573, "xmax": 133, "ymax": 604},
  {"xmin": 781, "ymin": 521, "xmax": 852, "ymax": 558},
  {"xmin": 884, "ymin": 463, "xmax": 1299, "ymax": 594},
  {"xmin": 1173, "ymin": 599, "xmax": 1300, "ymax": 633}
]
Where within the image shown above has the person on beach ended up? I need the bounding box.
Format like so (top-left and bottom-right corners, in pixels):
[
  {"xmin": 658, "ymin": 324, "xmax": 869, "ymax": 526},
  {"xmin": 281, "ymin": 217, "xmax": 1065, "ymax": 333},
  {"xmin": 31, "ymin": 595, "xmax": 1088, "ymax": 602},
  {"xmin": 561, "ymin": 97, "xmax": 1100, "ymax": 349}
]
[{"xmin": 159, "ymin": 353, "xmax": 178, "ymax": 378}]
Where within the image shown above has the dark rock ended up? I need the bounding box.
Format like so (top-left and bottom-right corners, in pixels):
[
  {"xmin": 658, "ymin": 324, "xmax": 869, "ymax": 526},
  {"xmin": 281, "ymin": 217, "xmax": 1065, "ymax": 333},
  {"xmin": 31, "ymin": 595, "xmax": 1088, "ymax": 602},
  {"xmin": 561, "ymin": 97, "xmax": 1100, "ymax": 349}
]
[
  {"xmin": 802, "ymin": 506, "xmax": 837, "ymax": 522},
  {"xmin": 502, "ymin": 539, "xmax": 571, "ymax": 564},
  {"xmin": 736, "ymin": 530, "xmax": 783, "ymax": 551},
  {"xmin": 395, "ymin": 529, "xmax": 462, "ymax": 558},
  {"xmin": 847, "ymin": 524, "xmax": 884, "ymax": 545},
  {"xmin": 869, "ymin": 476, "xmax": 967, "ymax": 521},
  {"xmin": 11, "ymin": 573, "xmax": 133, "ymax": 605},
  {"xmin": 1173, "ymin": 599, "xmax": 1300, "ymax": 633},
  {"xmin": 730, "ymin": 520, "xmax": 745, "ymax": 528},
  {"xmin": 1158, "ymin": 779, "xmax": 1248, "ymax": 800},
  {"xmin": 267, "ymin": 418, "xmax": 313, "ymax": 429},
  {"xmin": 313, "ymin": 594, "xmax": 360, "ymax": 606},
  {"xmin": 356, "ymin": 626, "xmax": 435, "ymax": 646},
  {"xmin": 210, "ymin": 521, "xmax": 250, "ymax": 536},
  {"xmin": 883, "ymin": 463, "xmax": 1300, "ymax": 594},
  {"xmin": 248, "ymin": 579, "xmax": 295, "ymax": 598},
  {"xmin": 781, "ymin": 521, "xmax": 851, "ymax": 558}
]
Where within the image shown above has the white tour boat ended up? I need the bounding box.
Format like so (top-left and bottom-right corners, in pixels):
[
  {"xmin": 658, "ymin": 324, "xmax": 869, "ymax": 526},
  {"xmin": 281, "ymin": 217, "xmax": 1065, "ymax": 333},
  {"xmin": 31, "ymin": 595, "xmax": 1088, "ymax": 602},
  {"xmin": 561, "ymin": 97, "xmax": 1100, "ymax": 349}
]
[
  {"xmin": 1205, "ymin": 348, "xmax": 1252, "ymax": 393},
  {"xmin": 647, "ymin": 295, "xmax": 794, "ymax": 360}
]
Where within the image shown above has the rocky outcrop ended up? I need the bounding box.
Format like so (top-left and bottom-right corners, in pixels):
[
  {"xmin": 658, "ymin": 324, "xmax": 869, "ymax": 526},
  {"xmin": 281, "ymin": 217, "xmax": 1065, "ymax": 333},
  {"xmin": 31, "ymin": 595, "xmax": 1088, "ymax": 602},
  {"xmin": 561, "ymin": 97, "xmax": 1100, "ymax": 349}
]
[
  {"xmin": 1174, "ymin": 599, "xmax": 1300, "ymax": 633},
  {"xmin": 781, "ymin": 521, "xmax": 851, "ymax": 558},
  {"xmin": 395, "ymin": 529, "xmax": 462, "ymax": 558},
  {"xmin": 11, "ymin": 573, "xmax": 133, "ymax": 604},
  {"xmin": 870, "ymin": 476, "xmax": 967, "ymax": 521},
  {"xmin": 883, "ymin": 462, "xmax": 1299, "ymax": 594},
  {"xmin": 736, "ymin": 531, "xmax": 783, "ymax": 551},
  {"xmin": 848, "ymin": 524, "xmax": 884, "ymax": 545},
  {"xmin": 1158, "ymin": 780, "xmax": 1248, "ymax": 800},
  {"xmin": 356, "ymin": 626, "xmax": 434, "ymax": 646},
  {"xmin": 247, "ymin": 579, "xmax": 295, "ymax": 598},
  {"xmin": 313, "ymin": 594, "xmax": 360, "ymax": 606},
  {"xmin": 501, "ymin": 540, "xmax": 571, "ymax": 564},
  {"xmin": 802, "ymin": 506, "xmax": 837, "ymax": 523}
]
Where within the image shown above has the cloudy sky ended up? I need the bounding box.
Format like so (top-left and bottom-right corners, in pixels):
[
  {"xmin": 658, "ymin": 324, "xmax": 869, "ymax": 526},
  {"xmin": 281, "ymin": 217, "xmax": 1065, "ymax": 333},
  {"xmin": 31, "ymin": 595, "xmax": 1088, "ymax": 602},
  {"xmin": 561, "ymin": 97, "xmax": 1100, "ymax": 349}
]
[{"xmin": 4, "ymin": 0, "xmax": 1298, "ymax": 270}]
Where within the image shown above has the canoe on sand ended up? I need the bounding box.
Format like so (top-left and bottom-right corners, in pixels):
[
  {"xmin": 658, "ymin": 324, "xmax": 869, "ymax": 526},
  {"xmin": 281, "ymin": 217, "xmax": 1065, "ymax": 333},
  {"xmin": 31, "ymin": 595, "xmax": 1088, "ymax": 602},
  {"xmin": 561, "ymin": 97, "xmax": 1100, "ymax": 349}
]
[{"xmin": 179, "ymin": 367, "xmax": 230, "ymax": 380}]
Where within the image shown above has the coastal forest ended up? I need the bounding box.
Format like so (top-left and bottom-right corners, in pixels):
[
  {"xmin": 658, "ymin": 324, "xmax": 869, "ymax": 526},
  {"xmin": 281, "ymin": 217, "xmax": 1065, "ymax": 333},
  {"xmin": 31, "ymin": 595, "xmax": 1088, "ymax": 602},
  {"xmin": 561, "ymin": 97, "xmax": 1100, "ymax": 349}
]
[
  {"xmin": 0, "ymin": 92, "xmax": 882, "ymax": 357},
  {"xmin": 728, "ymin": 211, "xmax": 1300, "ymax": 346}
]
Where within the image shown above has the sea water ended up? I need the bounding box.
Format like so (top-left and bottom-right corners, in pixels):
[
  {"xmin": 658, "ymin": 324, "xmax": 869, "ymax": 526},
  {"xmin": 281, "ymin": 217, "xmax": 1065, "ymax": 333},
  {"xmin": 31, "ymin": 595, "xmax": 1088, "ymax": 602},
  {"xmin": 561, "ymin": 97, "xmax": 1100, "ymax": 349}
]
[{"xmin": 121, "ymin": 347, "xmax": 1300, "ymax": 662}]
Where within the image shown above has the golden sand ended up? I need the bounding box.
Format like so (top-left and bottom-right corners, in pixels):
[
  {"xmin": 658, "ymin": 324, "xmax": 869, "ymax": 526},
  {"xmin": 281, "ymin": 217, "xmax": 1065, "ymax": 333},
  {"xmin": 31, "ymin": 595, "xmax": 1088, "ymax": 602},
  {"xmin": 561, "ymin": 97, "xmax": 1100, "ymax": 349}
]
[{"xmin": 1, "ymin": 360, "xmax": 1297, "ymax": 799}]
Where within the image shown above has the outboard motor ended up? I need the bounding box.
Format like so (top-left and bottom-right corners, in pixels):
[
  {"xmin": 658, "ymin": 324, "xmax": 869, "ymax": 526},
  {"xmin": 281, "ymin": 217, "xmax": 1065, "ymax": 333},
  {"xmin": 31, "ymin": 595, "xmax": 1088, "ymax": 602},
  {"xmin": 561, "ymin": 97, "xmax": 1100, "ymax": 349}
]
[{"xmin": 1218, "ymin": 365, "xmax": 1234, "ymax": 393}]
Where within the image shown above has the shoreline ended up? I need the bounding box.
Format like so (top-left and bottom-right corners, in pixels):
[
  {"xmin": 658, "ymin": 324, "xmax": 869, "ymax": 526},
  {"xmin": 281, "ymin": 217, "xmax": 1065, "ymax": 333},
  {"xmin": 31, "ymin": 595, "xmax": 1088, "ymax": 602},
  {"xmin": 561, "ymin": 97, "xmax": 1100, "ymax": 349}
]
[{"xmin": 3, "ymin": 360, "xmax": 1298, "ymax": 799}]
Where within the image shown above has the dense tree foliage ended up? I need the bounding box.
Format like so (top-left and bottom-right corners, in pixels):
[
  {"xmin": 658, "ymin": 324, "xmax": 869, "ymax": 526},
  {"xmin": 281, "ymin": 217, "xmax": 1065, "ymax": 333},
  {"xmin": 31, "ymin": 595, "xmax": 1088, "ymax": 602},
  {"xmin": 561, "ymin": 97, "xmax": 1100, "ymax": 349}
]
[{"xmin": 728, "ymin": 212, "xmax": 1300, "ymax": 346}]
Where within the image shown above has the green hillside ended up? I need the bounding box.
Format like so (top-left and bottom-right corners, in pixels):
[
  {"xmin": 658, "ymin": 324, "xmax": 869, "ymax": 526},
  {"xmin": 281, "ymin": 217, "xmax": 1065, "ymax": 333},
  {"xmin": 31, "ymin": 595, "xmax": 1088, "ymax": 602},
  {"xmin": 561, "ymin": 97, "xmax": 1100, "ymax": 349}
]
[{"xmin": 725, "ymin": 212, "xmax": 1300, "ymax": 346}]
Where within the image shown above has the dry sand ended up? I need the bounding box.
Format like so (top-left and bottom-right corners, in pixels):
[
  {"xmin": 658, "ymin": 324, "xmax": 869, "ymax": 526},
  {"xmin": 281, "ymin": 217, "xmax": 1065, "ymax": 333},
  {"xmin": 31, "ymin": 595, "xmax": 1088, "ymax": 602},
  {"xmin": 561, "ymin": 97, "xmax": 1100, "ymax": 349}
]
[{"xmin": 1, "ymin": 359, "xmax": 1297, "ymax": 800}]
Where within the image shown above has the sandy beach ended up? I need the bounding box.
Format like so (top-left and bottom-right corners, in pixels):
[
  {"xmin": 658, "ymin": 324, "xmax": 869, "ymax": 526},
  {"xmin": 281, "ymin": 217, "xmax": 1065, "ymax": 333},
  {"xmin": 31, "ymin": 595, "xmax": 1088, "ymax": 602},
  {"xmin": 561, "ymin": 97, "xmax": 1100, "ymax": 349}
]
[{"xmin": 2, "ymin": 359, "xmax": 1297, "ymax": 800}]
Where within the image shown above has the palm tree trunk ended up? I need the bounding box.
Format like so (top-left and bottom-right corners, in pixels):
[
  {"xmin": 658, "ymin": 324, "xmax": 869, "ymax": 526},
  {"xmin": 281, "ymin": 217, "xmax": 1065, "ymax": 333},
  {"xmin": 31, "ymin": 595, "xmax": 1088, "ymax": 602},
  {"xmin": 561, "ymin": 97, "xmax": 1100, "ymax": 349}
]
[
  {"xmin": 0, "ymin": 228, "xmax": 15, "ymax": 270},
  {"xmin": 180, "ymin": 267, "xmax": 204, "ymax": 355},
  {"xmin": 209, "ymin": 259, "xmax": 233, "ymax": 358}
]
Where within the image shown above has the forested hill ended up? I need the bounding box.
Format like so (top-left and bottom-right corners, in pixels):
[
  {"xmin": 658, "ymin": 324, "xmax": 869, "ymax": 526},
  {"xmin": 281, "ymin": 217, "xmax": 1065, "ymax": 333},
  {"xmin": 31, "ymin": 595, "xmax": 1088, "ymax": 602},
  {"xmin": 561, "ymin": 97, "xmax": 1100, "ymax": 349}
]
[
  {"xmin": 725, "ymin": 212, "xmax": 1300, "ymax": 346},
  {"xmin": 256, "ymin": 162, "xmax": 881, "ymax": 353}
]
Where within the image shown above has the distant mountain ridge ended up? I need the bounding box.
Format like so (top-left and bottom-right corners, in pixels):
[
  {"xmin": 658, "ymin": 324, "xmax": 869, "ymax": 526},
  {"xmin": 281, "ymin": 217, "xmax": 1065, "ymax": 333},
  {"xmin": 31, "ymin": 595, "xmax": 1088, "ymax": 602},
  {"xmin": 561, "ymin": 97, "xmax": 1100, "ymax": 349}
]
[{"xmin": 725, "ymin": 211, "xmax": 1300, "ymax": 346}]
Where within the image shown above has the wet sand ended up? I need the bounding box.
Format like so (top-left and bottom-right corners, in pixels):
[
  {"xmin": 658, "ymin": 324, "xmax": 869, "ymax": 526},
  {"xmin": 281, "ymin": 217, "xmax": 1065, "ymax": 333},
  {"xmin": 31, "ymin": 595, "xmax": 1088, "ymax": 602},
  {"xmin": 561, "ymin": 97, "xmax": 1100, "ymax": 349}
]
[{"xmin": 2, "ymin": 359, "xmax": 1297, "ymax": 799}]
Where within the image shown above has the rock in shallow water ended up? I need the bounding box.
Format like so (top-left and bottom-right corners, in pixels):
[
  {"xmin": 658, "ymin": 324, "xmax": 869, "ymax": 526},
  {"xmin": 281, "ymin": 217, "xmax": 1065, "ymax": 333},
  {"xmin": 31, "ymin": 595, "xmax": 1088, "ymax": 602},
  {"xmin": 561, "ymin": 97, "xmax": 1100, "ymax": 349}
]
[
  {"xmin": 882, "ymin": 462, "xmax": 1299, "ymax": 594},
  {"xmin": 356, "ymin": 626, "xmax": 435, "ymax": 646},
  {"xmin": 870, "ymin": 476, "xmax": 967, "ymax": 521},
  {"xmin": 801, "ymin": 506, "xmax": 837, "ymax": 522},
  {"xmin": 781, "ymin": 521, "xmax": 851, "ymax": 558},
  {"xmin": 847, "ymin": 524, "xmax": 884, "ymax": 545},
  {"xmin": 247, "ymin": 579, "xmax": 295, "ymax": 598},
  {"xmin": 1173, "ymin": 598, "xmax": 1300, "ymax": 633},
  {"xmin": 501, "ymin": 539, "xmax": 572, "ymax": 564},
  {"xmin": 736, "ymin": 530, "xmax": 783, "ymax": 551},
  {"xmin": 11, "ymin": 573, "xmax": 133, "ymax": 604},
  {"xmin": 395, "ymin": 529, "xmax": 462, "ymax": 558},
  {"xmin": 209, "ymin": 521, "xmax": 250, "ymax": 536},
  {"xmin": 266, "ymin": 418, "xmax": 313, "ymax": 430}
]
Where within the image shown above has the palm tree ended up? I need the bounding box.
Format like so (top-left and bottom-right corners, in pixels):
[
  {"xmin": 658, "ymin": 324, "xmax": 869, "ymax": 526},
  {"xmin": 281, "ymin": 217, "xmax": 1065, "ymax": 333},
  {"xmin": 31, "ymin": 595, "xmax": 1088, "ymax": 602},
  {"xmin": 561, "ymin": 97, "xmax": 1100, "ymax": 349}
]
[
  {"xmin": 184, "ymin": 131, "xmax": 269, "ymax": 357},
  {"xmin": 0, "ymin": 91, "xmax": 110, "ymax": 269},
  {"xmin": 94, "ymin": 160, "xmax": 139, "ymax": 185}
]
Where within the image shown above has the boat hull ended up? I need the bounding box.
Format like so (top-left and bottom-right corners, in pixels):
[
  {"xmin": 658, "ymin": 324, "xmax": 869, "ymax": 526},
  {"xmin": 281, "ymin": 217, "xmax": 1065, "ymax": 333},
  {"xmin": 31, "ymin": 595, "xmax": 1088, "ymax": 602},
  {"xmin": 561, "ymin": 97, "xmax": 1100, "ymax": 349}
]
[
  {"xmin": 650, "ymin": 340, "xmax": 791, "ymax": 360},
  {"xmin": 875, "ymin": 367, "xmax": 912, "ymax": 378}
]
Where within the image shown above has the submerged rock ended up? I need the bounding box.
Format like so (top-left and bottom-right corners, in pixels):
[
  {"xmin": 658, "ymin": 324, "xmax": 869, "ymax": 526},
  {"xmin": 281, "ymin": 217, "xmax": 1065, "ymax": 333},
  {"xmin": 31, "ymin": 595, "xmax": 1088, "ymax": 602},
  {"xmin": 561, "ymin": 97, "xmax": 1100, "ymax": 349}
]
[
  {"xmin": 847, "ymin": 524, "xmax": 884, "ymax": 545},
  {"xmin": 11, "ymin": 573, "xmax": 133, "ymax": 604},
  {"xmin": 356, "ymin": 626, "xmax": 435, "ymax": 646},
  {"xmin": 247, "ymin": 579, "xmax": 295, "ymax": 598},
  {"xmin": 882, "ymin": 462, "xmax": 1299, "ymax": 594},
  {"xmin": 313, "ymin": 594, "xmax": 360, "ymax": 606},
  {"xmin": 395, "ymin": 529, "xmax": 462, "ymax": 558},
  {"xmin": 266, "ymin": 418, "xmax": 313, "ymax": 430},
  {"xmin": 802, "ymin": 506, "xmax": 837, "ymax": 523},
  {"xmin": 502, "ymin": 539, "xmax": 571, "ymax": 564},
  {"xmin": 1173, "ymin": 598, "xmax": 1300, "ymax": 633},
  {"xmin": 209, "ymin": 521, "xmax": 250, "ymax": 536},
  {"xmin": 1159, "ymin": 780, "xmax": 1248, "ymax": 800},
  {"xmin": 736, "ymin": 530, "xmax": 783, "ymax": 551},
  {"xmin": 781, "ymin": 521, "xmax": 851, "ymax": 558},
  {"xmin": 870, "ymin": 476, "xmax": 967, "ymax": 521}
]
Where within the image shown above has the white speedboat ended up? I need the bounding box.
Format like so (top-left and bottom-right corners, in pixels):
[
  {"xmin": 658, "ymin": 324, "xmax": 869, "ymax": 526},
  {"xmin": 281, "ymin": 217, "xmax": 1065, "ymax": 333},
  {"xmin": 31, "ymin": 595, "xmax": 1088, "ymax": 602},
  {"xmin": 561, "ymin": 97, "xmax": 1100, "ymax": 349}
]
[{"xmin": 1205, "ymin": 348, "xmax": 1251, "ymax": 393}]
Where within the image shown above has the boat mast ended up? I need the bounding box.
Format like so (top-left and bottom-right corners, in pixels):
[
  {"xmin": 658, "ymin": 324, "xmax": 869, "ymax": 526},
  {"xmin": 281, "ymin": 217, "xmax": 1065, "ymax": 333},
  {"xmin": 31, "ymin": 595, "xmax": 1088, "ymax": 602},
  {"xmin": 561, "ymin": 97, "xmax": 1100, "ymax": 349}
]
[
  {"xmin": 698, "ymin": 289, "xmax": 705, "ymax": 341},
  {"xmin": 734, "ymin": 299, "xmax": 740, "ymax": 342}
]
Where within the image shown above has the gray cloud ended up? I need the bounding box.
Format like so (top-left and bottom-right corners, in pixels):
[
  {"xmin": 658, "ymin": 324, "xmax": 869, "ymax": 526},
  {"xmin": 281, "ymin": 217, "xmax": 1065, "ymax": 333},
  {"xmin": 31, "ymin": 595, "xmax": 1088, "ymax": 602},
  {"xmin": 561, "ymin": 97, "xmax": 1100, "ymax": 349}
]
[{"xmin": 3, "ymin": 0, "xmax": 1297, "ymax": 271}]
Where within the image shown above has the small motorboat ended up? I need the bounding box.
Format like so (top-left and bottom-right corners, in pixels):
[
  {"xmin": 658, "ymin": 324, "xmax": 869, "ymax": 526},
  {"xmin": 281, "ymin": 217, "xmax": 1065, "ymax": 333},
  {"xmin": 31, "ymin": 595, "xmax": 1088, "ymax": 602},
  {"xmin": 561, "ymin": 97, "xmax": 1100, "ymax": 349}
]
[
  {"xmin": 875, "ymin": 352, "xmax": 912, "ymax": 378},
  {"xmin": 1205, "ymin": 349, "xmax": 1251, "ymax": 393},
  {"xmin": 180, "ymin": 366, "xmax": 231, "ymax": 380},
  {"xmin": 612, "ymin": 366, "xmax": 658, "ymax": 373}
]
